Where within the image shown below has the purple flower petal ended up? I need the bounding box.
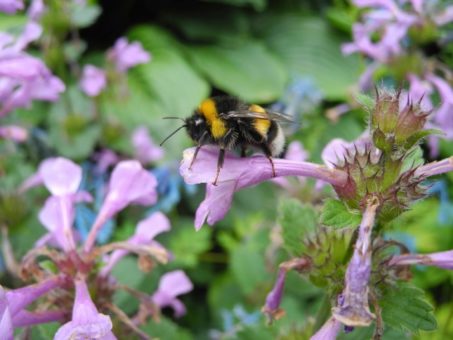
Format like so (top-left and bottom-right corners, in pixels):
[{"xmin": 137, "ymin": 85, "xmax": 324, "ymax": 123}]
[
  {"xmin": 181, "ymin": 146, "xmax": 347, "ymax": 228},
  {"xmin": 4, "ymin": 276, "xmax": 62, "ymax": 316},
  {"xmin": 285, "ymin": 141, "xmax": 309, "ymax": 161},
  {"xmin": 133, "ymin": 212, "xmax": 171, "ymax": 242},
  {"xmin": 13, "ymin": 309, "xmax": 64, "ymax": 328},
  {"xmin": 38, "ymin": 196, "xmax": 77, "ymax": 251},
  {"xmin": 0, "ymin": 289, "xmax": 13, "ymax": 340},
  {"xmin": 84, "ymin": 161, "xmax": 158, "ymax": 252},
  {"xmin": 262, "ymin": 267, "xmax": 287, "ymax": 321},
  {"xmin": 434, "ymin": 6, "xmax": 453, "ymax": 25},
  {"xmin": 93, "ymin": 149, "xmax": 120, "ymax": 173},
  {"xmin": 151, "ymin": 270, "xmax": 193, "ymax": 317},
  {"xmin": 0, "ymin": 25, "xmax": 64, "ymax": 117},
  {"xmin": 263, "ymin": 258, "xmax": 310, "ymax": 322},
  {"xmin": 100, "ymin": 212, "xmax": 170, "ymax": 275},
  {"xmin": 415, "ymin": 157, "xmax": 453, "ymax": 178},
  {"xmin": 195, "ymin": 181, "xmax": 235, "ymax": 230},
  {"xmin": 13, "ymin": 22, "xmax": 42, "ymax": 51},
  {"xmin": 132, "ymin": 126, "xmax": 164, "ymax": 164},
  {"xmin": 79, "ymin": 65, "xmax": 107, "ymax": 97},
  {"xmin": 0, "ymin": 0, "xmax": 23, "ymax": 14},
  {"xmin": 310, "ymin": 317, "xmax": 341, "ymax": 340},
  {"xmin": 390, "ymin": 250, "xmax": 453, "ymax": 270},
  {"xmin": 40, "ymin": 158, "xmax": 82, "ymax": 196},
  {"xmin": 407, "ymin": 74, "xmax": 433, "ymax": 111},
  {"xmin": 321, "ymin": 139, "xmax": 352, "ymax": 169},
  {"xmin": 410, "ymin": 0, "xmax": 423, "ymax": 13},
  {"xmin": 55, "ymin": 279, "xmax": 116, "ymax": 340},
  {"xmin": 27, "ymin": 0, "xmax": 45, "ymax": 20},
  {"xmin": 108, "ymin": 37, "xmax": 151, "ymax": 73},
  {"xmin": 0, "ymin": 125, "xmax": 28, "ymax": 142},
  {"xmin": 332, "ymin": 199, "xmax": 379, "ymax": 327}
]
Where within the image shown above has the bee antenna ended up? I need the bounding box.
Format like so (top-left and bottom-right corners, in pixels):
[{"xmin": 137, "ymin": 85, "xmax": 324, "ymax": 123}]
[
  {"xmin": 163, "ymin": 116, "xmax": 186, "ymax": 123},
  {"xmin": 159, "ymin": 125, "xmax": 187, "ymax": 146}
]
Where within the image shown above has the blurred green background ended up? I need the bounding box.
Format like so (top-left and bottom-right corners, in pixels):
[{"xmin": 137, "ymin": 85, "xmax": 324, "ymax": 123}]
[{"xmin": 1, "ymin": 0, "xmax": 453, "ymax": 339}]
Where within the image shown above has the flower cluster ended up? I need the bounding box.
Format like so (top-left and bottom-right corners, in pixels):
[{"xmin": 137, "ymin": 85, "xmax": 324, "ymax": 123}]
[
  {"xmin": 0, "ymin": 22, "xmax": 64, "ymax": 118},
  {"xmin": 1, "ymin": 158, "xmax": 192, "ymax": 338},
  {"xmin": 343, "ymin": 0, "xmax": 453, "ymax": 156},
  {"xmin": 79, "ymin": 37, "xmax": 150, "ymax": 98},
  {"xmin": 179, "ymin": 88, "xmax": 453, "ymax": 338}
]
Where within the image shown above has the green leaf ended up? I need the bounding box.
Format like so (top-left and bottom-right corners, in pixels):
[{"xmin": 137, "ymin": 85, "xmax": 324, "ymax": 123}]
[
  {"xmin": 380, "ymin": 283, "xmax": 437, "ymax": 333},
  {"xmin": 30, "ymin": 322, "xmax": 60, "ymax": 340},
  {"xmin": 169, "ymin": 224, "xmax": 212, "ymax": 268},
  {"xmin": 258, "ymin": 14, "xmax": 361, "ymax": 100},
  {"xmin": 186, "ymin": 40, "xmax": 287, "ymax": 102},
  {"xmin": 141, "ymin": 317, "xmax": 193, "ymax": 340},
  {"xmin": 278, "ymin": 198, "xmax": 317, "ymax": 256},
  {"xmin": 0, "ymin": 13, "xmax": 27, "ymax": 31},
  {"xmin": 230, "ymin": 240, "xmax": 270, "ymax": 294},
  {"xmin": 128, "ymin": 25, "xmax": 209, "ymax": 118},
  {"xmin": 401, "ymin": 146, "xmax": 424, "ymax": 174},
  {"xmin": 70, "ymin": 4, "xmax": 101, "ymax": 28},
  {"xmin": 160, "ymin": 7, "xmax": 250, "ymax": 42},
  {"xmin": 112, "ymin": 257, "xmax": 146, "ymax": 314},
  {"xmin": 404, "ymin": 128, "xmax": 443, "ymax": 150},
  {"xmin": 355, "ymin": 93, "xmax": 375, "ymax": 112},
  {"xmin": 320, "ymin": 198, "xmax": 362, "ymax": 228},
  {"xmin": 49, "ymin": 122, "xmax": 101, "ymax": 160}
]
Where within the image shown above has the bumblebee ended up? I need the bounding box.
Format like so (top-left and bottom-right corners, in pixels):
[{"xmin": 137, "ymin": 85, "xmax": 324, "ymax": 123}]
[{"xmin": 161, "ymin": 96, "xmax": 292, "ymax": 185}]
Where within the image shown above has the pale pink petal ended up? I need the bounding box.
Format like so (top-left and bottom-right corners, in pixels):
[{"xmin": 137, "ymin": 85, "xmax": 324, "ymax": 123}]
[
  {"xmin": 40, "ymin": 158, "xmax": 82, "ymax": 196},
  {"xmin": 54, "ymin": 280, "xmax": 116, "ymax": 340},
  {"xmin": 79, "ymin": 65, "xmax": 107, "ymax": 97}
]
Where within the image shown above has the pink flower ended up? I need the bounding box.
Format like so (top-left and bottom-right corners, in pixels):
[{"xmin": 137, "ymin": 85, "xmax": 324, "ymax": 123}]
[
  {"xmin": 415, "ymin": 157, "xmax": 453, "ymax": 178},
  {"xmin": 84, "ymin": 160, "xmax": 158, "ymax": 252},
  {"xmin": 180, "ymin": 146, "xmax": 347, "ymax": 229},
  {"xmin": 27, "ymin": 0, "xmax": 45, "ymax": 20},
  {"xmin": 54, "ymin": 279, "xmax": 116, "ymax": 340},
  {"xmin": 332, "ymin": 198, "xmax": 379, "ymax": 327},
  {"xmin": 262, "ymin": 258, "xmax": 310, "ymax": 322},
  {"xmin": 0, "ymin": 125, "xmax": 28, "ymax": 142},
  {"xmin": 310, "ymin": 317, "xmax": 342, "ymax": 340},
  {"xmin": 108, "ymin": 37, "xmax": 151, "ymax": 73},
  {"xmin": 100, "ymin": 212, "xmax": 171, "ymax": 276},
  {"xmin": 93, "ymin": 149, "xmax": 120, "ymax": 173},
  {"xmin": 0, "ymin": 23, "xmax": 64, "ymax": 117},
  {"xmin": 426, "ymin": 74, "xmax": 453, "ymax": 139},
  {"xmin": 79, "ymin": 65, "xmax": 107, "ymax": 97},
  {"xmin": 0, "ymin": 277, "xmax": 64, "ymax": 338},
  {"xmin": 40, "ymin": 158, "xmax": 83, "ymax": 196},
  {"xmin": 151, "ymin": 270, "xmax": 193, "ymax": 317},
  {"xmin": 272, "ymin": 141, "xmax": 309, "ymax": 190},
  {"xmin": 21, "ymin": 158, "xmax": 89, "ymax": 251},
  {"xmin": 132, "ymin": 126, "xmax": 164, "ymax": 164},
  {"xmin": 0, "ymin": 0, "xmax": 23, "ymax": 14},
  {"xmin": 390, "ymin": 250, "xmax": 453, "ymax": 270}
]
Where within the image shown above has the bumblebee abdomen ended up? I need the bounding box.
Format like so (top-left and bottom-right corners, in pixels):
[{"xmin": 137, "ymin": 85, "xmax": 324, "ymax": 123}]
[{"xmin": 249, "ymin": 104, "xmax": 271, "ymax": 138}]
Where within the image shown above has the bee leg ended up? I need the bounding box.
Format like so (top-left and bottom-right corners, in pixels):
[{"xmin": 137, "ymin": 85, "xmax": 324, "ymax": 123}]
[
  {"xmin": 189, "ymin": 145, "xmax": 202, "ymax": 170},
  {"xmin": 189, "ymin": 131, "xmax": 208, "ymax": 170},
  {"xmin": 213, "ymin": 148, "xmax": 225, "ymax": 186},
  {"xmin": 260, "ymin": 144, "xmax": 276, "ymax": 177}
]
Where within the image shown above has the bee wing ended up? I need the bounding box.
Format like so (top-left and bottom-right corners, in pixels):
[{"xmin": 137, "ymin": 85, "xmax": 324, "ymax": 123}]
[{"xmin": 221, "ymin": 110, "xmax": 294, "ymax": 123}]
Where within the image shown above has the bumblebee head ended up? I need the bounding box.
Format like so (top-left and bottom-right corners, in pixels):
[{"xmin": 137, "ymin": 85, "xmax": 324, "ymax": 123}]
[{"xmin": 185, "ymin": 113, "xmax": 208, "ymax": 143}]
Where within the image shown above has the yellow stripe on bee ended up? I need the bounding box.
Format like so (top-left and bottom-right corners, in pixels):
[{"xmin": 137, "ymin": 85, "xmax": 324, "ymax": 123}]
[
  {"xmin": 199, "ymin": 98, "xmax": 227, "ymax": 139},
  {"xmin": 250, "ymin": 104, "xmax": 271, "ymax": 137}
]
